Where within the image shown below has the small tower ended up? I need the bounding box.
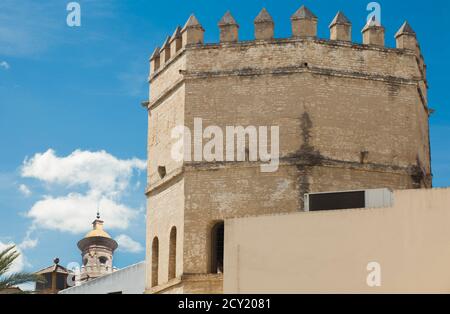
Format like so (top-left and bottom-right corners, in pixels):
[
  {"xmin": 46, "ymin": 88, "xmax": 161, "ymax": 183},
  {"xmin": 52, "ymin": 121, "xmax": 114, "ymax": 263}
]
[
  {"xmin": 329, "ymin": 11, "xmax": 352, "ymax": 41},
  {"xmin": 77, "ymin": 212, "xmax": 118, "ymax": 282},
  {"xmin": 170, "ymin": 26, "xmax": 182, "ymax": 57},
  {"xmin": 218, "ymin": 11, "xmax": 239, "ymax": 42},
  {"xmin": 150, "ymin": 47, "xmax": 160, "ymax": 74},
  {"xmin": 395, "ymin": 21, "xmax": 418, "ymax": 51},
  {"xmin": 291, "ymin": 5, "xmax": 318, "ymax": 38},
  {"xmin": 160, "ymin": 36, "xmax": 171, "ymax": 64},
  {"xmin": 181, "ymin": 14, "xmax": 204, "ymax": 47},
  {"xmin": 362, "ymin": 22, "xmax": 385, "ymax": 46},
  {"xmin": 254, "ymin": 8, "xmax": 274, "ymax": 40}
]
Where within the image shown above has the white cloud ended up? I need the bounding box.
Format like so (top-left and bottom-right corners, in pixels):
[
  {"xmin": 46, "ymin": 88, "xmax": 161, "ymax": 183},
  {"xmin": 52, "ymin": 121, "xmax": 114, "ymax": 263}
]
[
  {"xmin": 26, "ymin": 193, "xmax": 138, "ymax": 234},
  {"xmin": 17, "ymin": 229, "xmax": 39, "ymax": 250},
  {"xmin": 115, "ymin": 234, "xmax": 144, "ymax": 253},
  {"xmin": 21, "ymin": 149, "xmax": 145, "ymax": 235},
  {"xmin": 22, "ymin": 149, "xmax": 146, "ymax": 197},
  {"xmin": 0, "ymin": 241, "xmax": 25, "ymax": 274},
  {"xmin": 0, "ymin": 61, "xmax": 10, "ymax": 70},
  {"xmin": 18, "ymin": 237, "xmax": 38, "ymax": 250},
  {"xmin": 18, "ymin": 184, "xmax": 31, "ymax": 197}
]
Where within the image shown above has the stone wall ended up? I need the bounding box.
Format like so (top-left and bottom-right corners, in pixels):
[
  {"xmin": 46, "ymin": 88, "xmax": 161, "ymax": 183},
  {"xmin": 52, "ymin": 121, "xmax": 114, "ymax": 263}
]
[{"xmin": 144, "ymin": 10, "xmax": 431, "ymax": 294}]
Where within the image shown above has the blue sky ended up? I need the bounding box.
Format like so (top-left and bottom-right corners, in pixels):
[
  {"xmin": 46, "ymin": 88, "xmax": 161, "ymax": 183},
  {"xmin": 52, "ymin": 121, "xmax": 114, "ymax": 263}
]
[{"xmin": 0, "ymin": 0, "xmax": 449, "ymax": 274}]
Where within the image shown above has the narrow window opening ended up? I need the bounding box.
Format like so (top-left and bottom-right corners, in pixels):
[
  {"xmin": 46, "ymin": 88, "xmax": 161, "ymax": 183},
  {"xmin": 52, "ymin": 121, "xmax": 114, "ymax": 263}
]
[
  {"xmin": 168, "ymin": 227, "xmax": 177, "ymax": 280},
  {"xmin": 210, "ymin": 222, "xmax": 225, "ymax": 274},
  {"xmin": 151, "ymin": 237, "xmax": 159, "ymax": 287},
  {"xmin": 158, "ymin": 166, "xmax": 167, "ymax": 179}
]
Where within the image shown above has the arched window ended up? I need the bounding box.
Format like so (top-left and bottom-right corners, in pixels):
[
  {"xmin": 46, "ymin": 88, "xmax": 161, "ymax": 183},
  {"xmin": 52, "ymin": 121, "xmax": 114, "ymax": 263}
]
[
  {"xmin": 210, "ymin": 221, "xmax": 224, "ymax": 274},
  {"xmin": 168, "ymin": 227, "xmax": 177, "ymax": 280},
  {"xmin": 151, "ymin": 237, "xmax": 159, "ymax": 287}
]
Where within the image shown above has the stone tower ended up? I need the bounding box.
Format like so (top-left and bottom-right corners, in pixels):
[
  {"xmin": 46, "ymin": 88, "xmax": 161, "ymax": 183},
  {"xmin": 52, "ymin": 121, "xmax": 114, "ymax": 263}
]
[
  {"xmin": 77, "ymin": 212, "xmax": 118, "ymax": 282},
  {"xmin": 143, "ymin": 7, "xmax": 431, "ymax": 294}
]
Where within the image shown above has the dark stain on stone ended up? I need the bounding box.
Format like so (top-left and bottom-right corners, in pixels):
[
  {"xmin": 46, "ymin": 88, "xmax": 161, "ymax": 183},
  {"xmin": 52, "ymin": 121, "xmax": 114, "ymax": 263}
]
[
  {"xmin": 300, "ymin": 112, "xmax": 313, "ymax": 151},
  {"xmin": 387, "ymin": 81, "xmax": 401, "ymax": 97},
  {"xmin": 287, "ymin": 112, "xmax": 325, "ymax": 210},
  {"xmin": 410, "ymin": 155, "xmax": 428, "ymax": 188}
]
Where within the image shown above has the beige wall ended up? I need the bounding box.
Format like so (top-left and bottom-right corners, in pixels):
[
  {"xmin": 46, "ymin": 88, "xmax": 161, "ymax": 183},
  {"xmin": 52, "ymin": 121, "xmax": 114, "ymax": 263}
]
[{"xmin": 224, "ymin": 188, "xmax": 450, "ymax": 293}]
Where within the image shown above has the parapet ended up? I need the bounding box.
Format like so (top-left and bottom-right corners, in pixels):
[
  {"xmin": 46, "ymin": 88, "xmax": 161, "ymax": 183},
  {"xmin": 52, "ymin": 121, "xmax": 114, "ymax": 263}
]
[
  {"xmin": 169, "ymin": 26, "xmax": 182, "ymax": 57},
  {"xmin": 254, "ymin": 8, "xmax": 274, "ymax": 40},
  {"xmin": 395, "ymin": 21, "xmax": 419, "ymax": 52},
  {"xmin": 362, "ymin": 24, "xmax": 385, "ymax": 46},
  {"xmin": 149, "ymin": 7, "xmax": 424, "ymax": 77},
  {"xmin": 291, "ymin": 5, "xmax": 318, "ymax": 38},
  {"xmin": 181, "ymin": 15, "xmax": 205, "ymax": 46},
  {"xmin": 160, "ymin": 36, "xmax": 171, "ymax": 64},
  {"xmin": 329, "ymin": 11, "xmax": 352, "ymax": 42},
  {"xmin": 219, "ymin": 11, "xmax": 239, "ymax": 43}
]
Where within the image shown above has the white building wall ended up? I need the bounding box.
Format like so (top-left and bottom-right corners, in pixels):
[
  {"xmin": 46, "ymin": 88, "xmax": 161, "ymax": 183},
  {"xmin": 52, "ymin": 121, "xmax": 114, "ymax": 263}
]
[{"xmin": 59, "ymin": 262, "xmax": 145, "ymax": 294}]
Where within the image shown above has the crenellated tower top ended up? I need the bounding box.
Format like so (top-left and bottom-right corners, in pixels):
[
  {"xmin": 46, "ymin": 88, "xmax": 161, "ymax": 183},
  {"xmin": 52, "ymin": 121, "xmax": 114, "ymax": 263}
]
[{"xmin": 149, "ymin": 6, "xmax": 425, "ymax": 79}]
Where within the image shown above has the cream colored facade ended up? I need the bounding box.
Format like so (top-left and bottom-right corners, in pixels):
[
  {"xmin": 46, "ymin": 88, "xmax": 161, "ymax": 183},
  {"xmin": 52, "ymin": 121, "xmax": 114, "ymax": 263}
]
[
  {"xmin": 144, "ymin": 7, "xmax": 431, "ymax": 294},
  {"xmin": 224, "ymin": 188, "xmax": 450, "ymax": 293}
]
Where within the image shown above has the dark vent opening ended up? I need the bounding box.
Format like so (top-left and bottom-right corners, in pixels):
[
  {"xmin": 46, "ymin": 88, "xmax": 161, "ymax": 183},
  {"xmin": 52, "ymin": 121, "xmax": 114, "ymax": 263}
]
[
  {"xmin": 158, "ymin": 166, "xmax": 167, "ymax": 179},
  {"xmin": 308, "ymin": 191, "xmax": 365, "ymax": 211}
]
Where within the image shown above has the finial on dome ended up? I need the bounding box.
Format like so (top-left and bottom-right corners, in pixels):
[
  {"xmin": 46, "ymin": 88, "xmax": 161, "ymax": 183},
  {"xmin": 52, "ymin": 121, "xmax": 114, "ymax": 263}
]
[{"xmin": 96, "ymin": 209, "xmax": 100, "ymax": 220}]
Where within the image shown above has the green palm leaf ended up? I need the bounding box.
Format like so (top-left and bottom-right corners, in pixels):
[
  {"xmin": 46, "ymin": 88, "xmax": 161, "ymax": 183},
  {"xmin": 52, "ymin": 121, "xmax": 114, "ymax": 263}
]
[{"xmin": 0, "ymin": 245, "xmax": 45, "ymax": 293}]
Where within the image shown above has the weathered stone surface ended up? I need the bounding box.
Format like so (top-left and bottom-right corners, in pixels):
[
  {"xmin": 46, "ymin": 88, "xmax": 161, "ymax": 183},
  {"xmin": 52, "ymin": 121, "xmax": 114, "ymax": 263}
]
[
  {"xmin": 362, "ymin": 24, "xmax": 385, "ymax": 46},
  {"xmin": 219, "ymin": 11, "xmax": 239, "ymax": 42},
  {"xmin": 329, "ymin": 11, "xmax": 352, "ymax": 41},
  {"xmin": 291, "ymin": 6, "xmax": 317, "ymax": 37},
  {"xmin": 330, "ymin": 11, "xmax": 351, "ymax": 26},
  {"xmin": 292, "ymin": 5, "xmax": 317, "ymax": 20},
  {"xmin": 255, "ymin": 8, "xmax": 274, "ymax": 24},
  {"xmin": 254, "ymin": 8, "xmax": 274, "ymax": 40}
]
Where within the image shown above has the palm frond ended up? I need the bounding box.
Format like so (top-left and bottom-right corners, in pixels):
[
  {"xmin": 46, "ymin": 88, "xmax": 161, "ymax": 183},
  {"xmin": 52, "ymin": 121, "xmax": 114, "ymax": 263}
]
[
  {"xmin": 0, "ymin": 245, "xmax": 45, "ymax": 292},
  {"xmin": 0, "ymin": 246, "xmax": 20, "ymax": 277},
  {"xmin": 0, "ymin": 272, "xmax": 46, "ymax": 290}
]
